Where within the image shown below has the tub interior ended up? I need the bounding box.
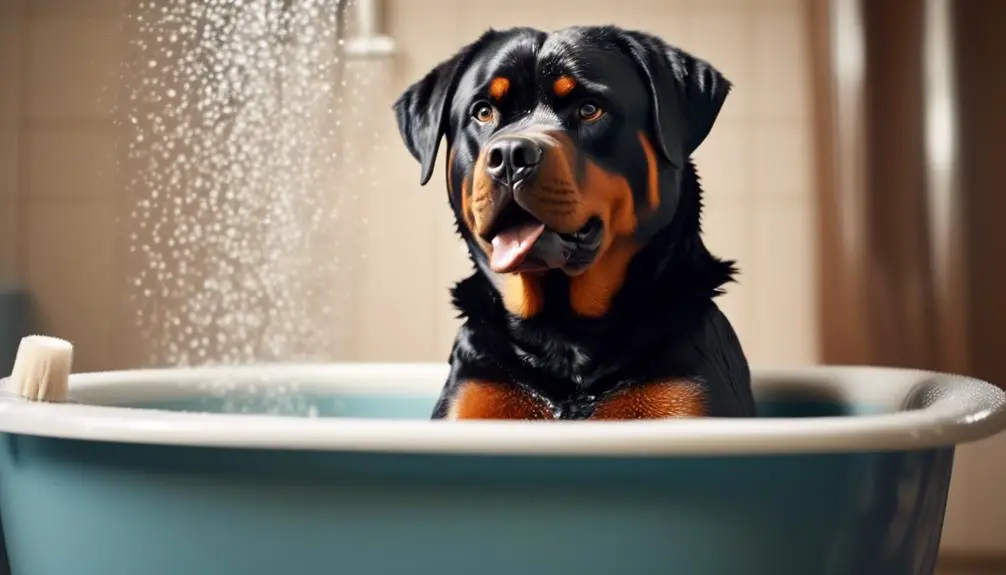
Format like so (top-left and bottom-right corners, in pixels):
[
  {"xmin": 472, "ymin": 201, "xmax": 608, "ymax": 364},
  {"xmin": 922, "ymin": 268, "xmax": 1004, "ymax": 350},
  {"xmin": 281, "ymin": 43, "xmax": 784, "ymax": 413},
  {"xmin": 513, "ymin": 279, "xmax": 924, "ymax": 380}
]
[
  {"xmin": 53, "ymin": 364, "xmax": 942, "ymax": 421},
  {"xmin": 97, "ymin": 387, "xmax": 888, "ymax": 419}
]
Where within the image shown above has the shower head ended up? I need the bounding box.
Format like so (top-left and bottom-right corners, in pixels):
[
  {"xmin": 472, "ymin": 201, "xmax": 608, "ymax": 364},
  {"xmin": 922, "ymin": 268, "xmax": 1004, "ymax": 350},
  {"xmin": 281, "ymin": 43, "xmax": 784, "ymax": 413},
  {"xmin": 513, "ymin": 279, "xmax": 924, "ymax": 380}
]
[{"xmin": 343, "ymin": 0, "xmax": 395, "ymax": 58}]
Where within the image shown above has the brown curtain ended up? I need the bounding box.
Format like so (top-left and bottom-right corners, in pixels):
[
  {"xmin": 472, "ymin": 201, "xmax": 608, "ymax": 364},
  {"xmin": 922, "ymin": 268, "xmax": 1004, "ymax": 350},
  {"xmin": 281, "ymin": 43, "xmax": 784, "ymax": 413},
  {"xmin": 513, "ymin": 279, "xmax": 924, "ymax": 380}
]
[
  {"xmin": 955, "ymin": 1, "xmax": 1006, "ymax": 387},
  {"xmin": 810, "ymin": 0, "xmax": 1005, "ymax": 383}
]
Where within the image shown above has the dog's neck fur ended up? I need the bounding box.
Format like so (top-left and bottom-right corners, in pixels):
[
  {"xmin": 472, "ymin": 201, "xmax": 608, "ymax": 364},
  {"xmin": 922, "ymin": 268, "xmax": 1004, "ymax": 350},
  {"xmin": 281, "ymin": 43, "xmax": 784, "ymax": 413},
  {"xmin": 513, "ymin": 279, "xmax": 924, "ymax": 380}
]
[{"xmin": 451, "ymin": 160, "xmax": 736, "ymax": 350}]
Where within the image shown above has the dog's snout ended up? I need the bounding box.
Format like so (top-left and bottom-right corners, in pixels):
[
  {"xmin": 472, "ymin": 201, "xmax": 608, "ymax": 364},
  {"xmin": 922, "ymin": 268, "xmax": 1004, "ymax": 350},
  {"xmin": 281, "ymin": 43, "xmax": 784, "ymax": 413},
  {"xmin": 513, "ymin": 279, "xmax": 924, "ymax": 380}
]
[{"xmin": 486, "ymin": 137, "xmax": 542, "ymax": 186}]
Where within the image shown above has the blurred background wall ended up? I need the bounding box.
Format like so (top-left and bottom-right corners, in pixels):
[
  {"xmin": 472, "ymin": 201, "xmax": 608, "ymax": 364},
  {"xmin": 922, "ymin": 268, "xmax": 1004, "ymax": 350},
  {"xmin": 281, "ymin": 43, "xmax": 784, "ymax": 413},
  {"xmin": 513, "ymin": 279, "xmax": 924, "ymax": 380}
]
[
  {"xmin": 0, "ymin": 0, "xmax": 819, "ymax": 372},
  {"xmin": 0, "ymin": 0, "xmax": 1004, "ymax": 569}
]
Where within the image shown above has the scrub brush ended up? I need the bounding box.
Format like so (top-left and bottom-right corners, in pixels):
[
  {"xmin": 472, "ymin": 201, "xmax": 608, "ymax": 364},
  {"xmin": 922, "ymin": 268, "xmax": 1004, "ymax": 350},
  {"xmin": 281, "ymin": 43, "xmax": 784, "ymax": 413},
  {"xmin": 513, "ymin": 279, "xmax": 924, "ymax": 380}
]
[{"xmin": 6, "ymin": 335, "xmax": 74, "ymax": 402}]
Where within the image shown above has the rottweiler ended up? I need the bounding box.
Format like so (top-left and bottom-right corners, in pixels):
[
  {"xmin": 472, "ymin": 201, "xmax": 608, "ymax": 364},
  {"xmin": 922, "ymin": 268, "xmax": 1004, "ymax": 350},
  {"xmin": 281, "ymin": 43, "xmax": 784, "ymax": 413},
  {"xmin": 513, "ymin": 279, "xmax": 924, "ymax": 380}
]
[{"xmin": 393, "ymin": 25, "xmax": 756, "ymax": 420}]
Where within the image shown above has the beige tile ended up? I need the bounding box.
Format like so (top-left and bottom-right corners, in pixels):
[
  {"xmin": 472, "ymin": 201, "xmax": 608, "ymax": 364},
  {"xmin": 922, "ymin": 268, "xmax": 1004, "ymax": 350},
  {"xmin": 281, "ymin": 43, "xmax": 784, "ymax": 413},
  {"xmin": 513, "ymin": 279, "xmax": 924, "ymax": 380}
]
[
  {"xmin": 0, "ymin": 201, "xmax": 17, "ymax": 282},
  {"xmin": 749, "ymin": 0, "xmax": 808, "ymax": 14},
  {"xmin": 683, "ymin": 0, "xmax": 750, "ymax": 10},
  {"xmin": 717, "ymin": 79, "xmax": 748, "ymax": 124},
  {"xmin": 27, "ymin": 0, "xmax": 127, "ymax": 19},
  {"xmin": 548, "ymin": 0, "xmax": 692, "ymax": 37},
  {"xmin": 683, "ymin": 8, "xmax": 750, "ymax": 121},
  {"xmin": 387, "ymin": 0, "xmax": 461, "ymax": 90},
  {"xmin": 25, "ymin": 200, "xmax": 119, "ymax": 371},
  {"xmin": 702, "ymin": 196, "xmax": 750, "ymax": 343},
  {"xmin": 434, "ymin": 182, "xmax": 473, "ymax": 354},
  {"xmin": 352, "ymin": 133, "xmax": 443, "ymax": 362},
  {"xmin": 749, "ymin": 120, "xmax": 813, "ymax": 199},
  {"xmin": 0, "ymin": 128, "xmax": 16, "ymax": 202},
  {"xmin": 643, "ymin": 11, "xmax": 694, "ymax": 50},
  {"xmin": 26, "ymin": 128, "xmax": 120, "ymax": 199},
  {"xmin": 380, "ymin": 0, "xmax": 461, "ymax": 355},
  {"xmin": 0, "ymin": 19, "xmax": 21, "ymax": 125},
  {"xmin": 25, "ymin": 18, "xmax": 122, "ymax": 119},
  {"xmin": 745, "ymin": 199, "xmax": 819, "ymax": 366},
  {"xmin": 448, "ymin": 0, "xmax": 694, "ymax": 38},
  {"xmin": 750, "ymin": 9, "xmax": 811, "ymax": 120},
  {"xmin": 457, "ymin": 0, "xmax": 551, "ymax": 32},
  {"xmin": 692, "ymin": 120, "xmax": 749, "ymax": 197},
  {"xmin": 436, "ymin": 245, "xmax": 470, "ymax": 353},
  {"xmin": 701, "ymin": 197, "xmax": 748, "ymax": 263}
]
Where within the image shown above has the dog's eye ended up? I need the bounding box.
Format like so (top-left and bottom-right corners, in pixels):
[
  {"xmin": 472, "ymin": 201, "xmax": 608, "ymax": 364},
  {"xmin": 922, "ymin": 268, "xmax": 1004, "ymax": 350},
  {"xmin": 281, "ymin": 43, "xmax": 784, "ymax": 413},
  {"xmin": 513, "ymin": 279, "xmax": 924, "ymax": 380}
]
[
  {"xmin": 471, "ymin": 102, "xmax": 495, "ymax": 124},
  {"xmin": 578, "ymin": 102, "xmax": 603, "ymax": 122}
]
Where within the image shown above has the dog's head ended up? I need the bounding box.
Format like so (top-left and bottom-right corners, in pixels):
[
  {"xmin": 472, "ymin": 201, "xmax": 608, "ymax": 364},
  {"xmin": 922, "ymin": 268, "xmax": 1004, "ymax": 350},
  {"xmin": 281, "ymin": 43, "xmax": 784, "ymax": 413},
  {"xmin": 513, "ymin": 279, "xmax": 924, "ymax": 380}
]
[{"xmin": 393, "ymin": 26, "xmax": 730, "ymax": 318}]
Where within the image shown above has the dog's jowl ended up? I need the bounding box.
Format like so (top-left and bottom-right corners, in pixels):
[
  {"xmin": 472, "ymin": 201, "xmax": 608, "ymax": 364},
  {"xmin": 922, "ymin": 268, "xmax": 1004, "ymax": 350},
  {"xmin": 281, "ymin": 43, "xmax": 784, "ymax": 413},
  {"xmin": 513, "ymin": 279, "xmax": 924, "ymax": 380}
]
[{"xmin": 393, "ymin": 25, "xmax": 756, "ymax": 420}]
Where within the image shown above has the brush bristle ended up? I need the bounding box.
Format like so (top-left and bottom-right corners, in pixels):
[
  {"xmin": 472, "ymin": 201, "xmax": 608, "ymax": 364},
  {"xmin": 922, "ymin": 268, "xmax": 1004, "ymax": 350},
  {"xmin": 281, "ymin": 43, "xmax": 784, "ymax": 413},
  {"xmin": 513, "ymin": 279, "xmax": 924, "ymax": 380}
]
[{"xmin": 9, "ymin": 335, "xmax": 74, "ymax": 403}]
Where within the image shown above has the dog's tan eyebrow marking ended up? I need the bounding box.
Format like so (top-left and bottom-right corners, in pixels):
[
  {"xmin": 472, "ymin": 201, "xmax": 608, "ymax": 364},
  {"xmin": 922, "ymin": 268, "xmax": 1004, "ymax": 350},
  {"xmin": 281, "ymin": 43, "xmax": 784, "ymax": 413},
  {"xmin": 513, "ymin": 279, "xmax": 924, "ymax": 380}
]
[
  {"xmin": 489, "ymin": 77, "xmax": 510, "ymax": 101},
  {"xmin": 553, "ymin": 75, "xmax": 576, "ymax": 97}
]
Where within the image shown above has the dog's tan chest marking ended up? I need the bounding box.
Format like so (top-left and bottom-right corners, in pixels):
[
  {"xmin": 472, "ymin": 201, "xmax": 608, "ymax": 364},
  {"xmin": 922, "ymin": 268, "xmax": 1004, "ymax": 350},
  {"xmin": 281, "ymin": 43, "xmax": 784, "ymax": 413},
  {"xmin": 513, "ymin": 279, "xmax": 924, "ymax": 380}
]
[
  {"xmin": 590, "ymin": 379, "xmax": 708, "ymax": 419},
  {"xmin": 448, "ymin": 379, "xmax": 707, "ymax": 421},
  {"xmin": 448, "ymin": 380, "xmax": 555, "ymax": 420}
]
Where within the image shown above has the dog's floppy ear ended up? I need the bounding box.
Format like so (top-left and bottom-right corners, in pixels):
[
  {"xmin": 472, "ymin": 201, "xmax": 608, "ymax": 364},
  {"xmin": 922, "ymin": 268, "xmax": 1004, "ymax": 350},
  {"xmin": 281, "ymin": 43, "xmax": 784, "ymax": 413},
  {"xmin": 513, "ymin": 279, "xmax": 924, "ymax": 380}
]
[
  {"xmin": 616, "ymin": 29, "xmax": 731, "ymax": 167},
  {"xmin": 393, "ymin": 31, "xmax": 499, "ymax": 186}
]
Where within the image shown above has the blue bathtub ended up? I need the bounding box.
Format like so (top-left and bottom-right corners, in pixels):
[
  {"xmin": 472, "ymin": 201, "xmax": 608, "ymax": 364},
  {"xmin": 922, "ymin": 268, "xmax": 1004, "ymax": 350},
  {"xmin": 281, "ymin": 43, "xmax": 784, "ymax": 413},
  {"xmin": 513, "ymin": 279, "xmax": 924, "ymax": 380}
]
[{"xmin": 0, "ymin": 363, "xmax": 1004, "ymax": 575}]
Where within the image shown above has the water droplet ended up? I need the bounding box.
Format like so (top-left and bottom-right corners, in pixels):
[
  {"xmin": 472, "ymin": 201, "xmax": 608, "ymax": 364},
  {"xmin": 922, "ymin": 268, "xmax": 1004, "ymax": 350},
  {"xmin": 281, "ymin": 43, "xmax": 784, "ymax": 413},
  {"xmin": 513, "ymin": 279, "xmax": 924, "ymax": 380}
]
[{"xmin": 122, "ymin": 0, "xmax": 383, "ymax": 401}]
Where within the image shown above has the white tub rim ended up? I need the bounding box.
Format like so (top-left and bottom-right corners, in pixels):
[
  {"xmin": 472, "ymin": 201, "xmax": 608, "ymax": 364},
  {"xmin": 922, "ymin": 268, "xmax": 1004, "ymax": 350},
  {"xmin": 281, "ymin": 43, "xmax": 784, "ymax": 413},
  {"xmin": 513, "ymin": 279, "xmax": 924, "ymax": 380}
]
[{"xmin": 0, "ymin": 363, "xmax": 1004, "ymax": 457}]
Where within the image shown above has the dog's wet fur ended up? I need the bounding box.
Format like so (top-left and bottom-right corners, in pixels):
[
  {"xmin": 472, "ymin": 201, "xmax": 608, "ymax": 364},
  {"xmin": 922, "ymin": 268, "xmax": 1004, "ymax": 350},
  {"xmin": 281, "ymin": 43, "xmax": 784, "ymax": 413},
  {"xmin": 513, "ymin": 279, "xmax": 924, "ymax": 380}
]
[{"xmin": 393, "ymin": 25, "xmax": 756, "ymax": 420}]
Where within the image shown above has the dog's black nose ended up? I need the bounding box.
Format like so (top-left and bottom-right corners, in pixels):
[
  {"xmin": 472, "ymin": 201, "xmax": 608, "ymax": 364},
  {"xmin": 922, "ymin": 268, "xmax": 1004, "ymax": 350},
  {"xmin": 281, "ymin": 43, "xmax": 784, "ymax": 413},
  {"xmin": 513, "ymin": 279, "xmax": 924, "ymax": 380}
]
[{"xmin": 486, "ymin": 137, "xmax": 543, "ymax": 186}]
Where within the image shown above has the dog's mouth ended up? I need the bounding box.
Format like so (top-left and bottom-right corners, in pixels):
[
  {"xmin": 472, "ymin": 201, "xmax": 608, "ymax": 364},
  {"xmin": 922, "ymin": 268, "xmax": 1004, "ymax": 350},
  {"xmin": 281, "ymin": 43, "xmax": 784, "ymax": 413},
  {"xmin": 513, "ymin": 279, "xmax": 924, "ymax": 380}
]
[{"xmin": 484, "ymin": 204, "xmax": 603, "ymax": 275}]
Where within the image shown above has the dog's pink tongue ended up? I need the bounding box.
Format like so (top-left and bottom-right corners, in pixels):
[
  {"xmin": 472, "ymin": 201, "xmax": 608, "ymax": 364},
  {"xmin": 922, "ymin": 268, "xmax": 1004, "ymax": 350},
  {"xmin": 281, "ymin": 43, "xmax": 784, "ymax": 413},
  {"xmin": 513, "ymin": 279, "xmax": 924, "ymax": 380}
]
[{"xmin": 490, "ymin": 223, "xmax": 547, "ymax": 273}]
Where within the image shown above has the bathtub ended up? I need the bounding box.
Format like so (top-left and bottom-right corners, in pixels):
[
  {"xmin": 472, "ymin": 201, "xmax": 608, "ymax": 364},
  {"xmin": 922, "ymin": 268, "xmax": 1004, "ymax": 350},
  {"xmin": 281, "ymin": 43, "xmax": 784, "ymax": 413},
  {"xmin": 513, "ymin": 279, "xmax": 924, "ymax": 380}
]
[{"xmin": 0, "ymin": 363, "xmax": 1004, "ymax": 575}]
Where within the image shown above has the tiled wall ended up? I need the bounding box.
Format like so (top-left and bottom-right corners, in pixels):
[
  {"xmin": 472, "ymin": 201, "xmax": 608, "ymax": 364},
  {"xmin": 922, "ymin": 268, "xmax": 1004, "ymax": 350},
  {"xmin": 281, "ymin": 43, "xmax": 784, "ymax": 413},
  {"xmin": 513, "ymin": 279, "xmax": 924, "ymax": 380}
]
[
  {"xmin": 0, "ymin": 0, "xmax": 819, "ymax": 370},
  {"xmin": 0, "ymin": 0, "xmax": 126, "ymax": 372}
]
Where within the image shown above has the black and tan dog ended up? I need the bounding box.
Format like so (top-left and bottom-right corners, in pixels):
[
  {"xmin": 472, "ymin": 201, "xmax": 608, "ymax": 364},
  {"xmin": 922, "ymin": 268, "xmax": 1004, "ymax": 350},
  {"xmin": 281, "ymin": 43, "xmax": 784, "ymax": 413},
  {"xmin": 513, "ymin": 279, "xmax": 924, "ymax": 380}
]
[{"xmin": 393, "ymin": 25, "xmax": 756, "ymax": 420}]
